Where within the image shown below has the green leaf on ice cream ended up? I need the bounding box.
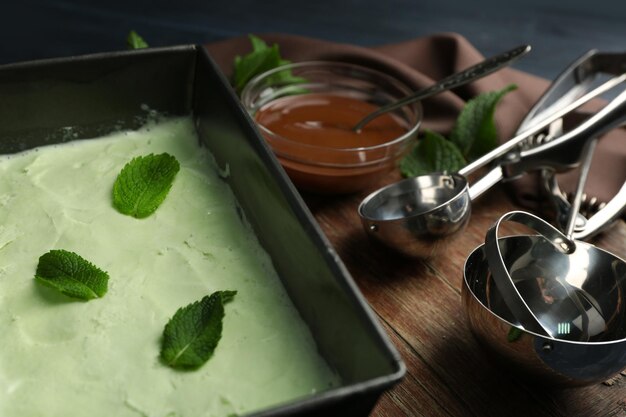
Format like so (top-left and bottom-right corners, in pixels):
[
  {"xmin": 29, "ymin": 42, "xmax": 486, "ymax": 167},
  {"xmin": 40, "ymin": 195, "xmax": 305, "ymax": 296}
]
[
  {"xmin": 161, "ymin": 291, "xmax": 237, "ymax": 370},
  {"xmin": 113, "ymin": 153, "xmax": 180, "ymax": 219},
  {"xmin": 35, "ymin": 250, "xmax": 109, "ymax": 300}
]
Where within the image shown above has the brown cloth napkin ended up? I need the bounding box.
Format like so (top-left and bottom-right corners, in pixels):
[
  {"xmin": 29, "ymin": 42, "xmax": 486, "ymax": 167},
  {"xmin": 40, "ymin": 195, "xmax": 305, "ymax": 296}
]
[{"xmin": 205, "ymin": 33, "xmax": 626, "ymax": 209}]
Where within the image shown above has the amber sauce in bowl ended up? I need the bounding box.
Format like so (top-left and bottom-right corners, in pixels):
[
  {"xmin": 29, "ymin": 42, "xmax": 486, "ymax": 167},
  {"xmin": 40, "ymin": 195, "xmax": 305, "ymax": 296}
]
[{"xmin": 242, "ymin": 62, "xmax": 422, "ymax": 194}]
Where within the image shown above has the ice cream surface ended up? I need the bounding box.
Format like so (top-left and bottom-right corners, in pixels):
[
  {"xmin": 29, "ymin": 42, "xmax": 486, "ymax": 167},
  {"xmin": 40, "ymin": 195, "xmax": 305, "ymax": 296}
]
[{"xmin": 0, "ymin": 117, "xmax": 340, "ymax": 417}]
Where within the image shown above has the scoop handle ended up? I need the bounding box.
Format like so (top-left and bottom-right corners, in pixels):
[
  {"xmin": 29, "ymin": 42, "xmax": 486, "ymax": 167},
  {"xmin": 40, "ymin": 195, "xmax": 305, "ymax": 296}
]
[
  {"xmin": 516, "ymin": 50, "xmax": 626, "ymax": 135},
  {"xmin": 458, "ymin": 74, "xmax": 625, "ymax": 178},
  {"xmin": 505, "ymin": 86, "xmax": 626, "ymax": 177}
]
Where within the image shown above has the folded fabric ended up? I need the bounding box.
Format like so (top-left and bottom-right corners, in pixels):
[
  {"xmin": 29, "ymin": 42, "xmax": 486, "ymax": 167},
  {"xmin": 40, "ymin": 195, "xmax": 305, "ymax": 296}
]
[{"xmin": 205, "ymin": 33, "xmax": 626, "ymax": 211}]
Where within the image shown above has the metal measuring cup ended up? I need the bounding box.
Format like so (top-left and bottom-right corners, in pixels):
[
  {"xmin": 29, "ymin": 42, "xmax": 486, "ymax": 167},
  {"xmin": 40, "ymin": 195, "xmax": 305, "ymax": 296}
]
[
  {"xmin": 467, "ymin": 73, "xmax": 626, "ymax": 385},
  {"xmin": 358, "ymin": 61, "xmax": 626, "ymax": 258},
  {"xmin": 463, "ymin": 210, "xmax": 626, "ymax": 386}
]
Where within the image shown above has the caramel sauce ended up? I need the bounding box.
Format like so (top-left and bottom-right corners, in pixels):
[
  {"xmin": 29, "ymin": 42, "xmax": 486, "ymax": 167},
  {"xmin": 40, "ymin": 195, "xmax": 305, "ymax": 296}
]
[
  {"xmin": 255, "ymin": 94, "xmax": 411, "ymax": 194},
  {"xmin": 256, "ymin": 94, "xmax": 407, "ymax": 148}
]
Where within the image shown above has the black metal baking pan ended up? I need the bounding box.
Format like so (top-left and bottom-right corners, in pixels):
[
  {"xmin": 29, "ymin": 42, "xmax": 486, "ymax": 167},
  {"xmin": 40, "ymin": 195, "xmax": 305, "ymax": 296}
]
[{"xmin": 0, "ymin": 45, "xmax": 405, "ymax": 417}]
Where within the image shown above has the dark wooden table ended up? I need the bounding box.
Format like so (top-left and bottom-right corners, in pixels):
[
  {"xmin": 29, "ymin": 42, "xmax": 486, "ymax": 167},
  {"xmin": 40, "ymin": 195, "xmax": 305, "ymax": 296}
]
[{"xmin": 303, "ymin": 170, "xmax": 626, "ymax": 417}]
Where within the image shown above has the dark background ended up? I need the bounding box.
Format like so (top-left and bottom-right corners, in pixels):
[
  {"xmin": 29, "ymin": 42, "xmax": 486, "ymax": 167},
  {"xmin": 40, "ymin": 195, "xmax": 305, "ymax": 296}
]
[{"xmin": 2, "ymin": 0, "xmax": 625, "ymax": 79}]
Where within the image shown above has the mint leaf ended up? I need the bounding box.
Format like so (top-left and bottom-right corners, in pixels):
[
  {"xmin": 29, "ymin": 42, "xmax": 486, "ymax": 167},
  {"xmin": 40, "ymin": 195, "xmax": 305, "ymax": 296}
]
[
  {"xmin": 35, "ymin": 250, "xmax": 109, "ymax": 300},
  {"xmin": 233, "ymin": 36, "xmax": 281, "ymax": 93},
  {"xmin": 232, "ymin": 34, "xmax": 304, "ymax": 94},
  {"xmin": 249, "ymin": 34, "xmax": 267, "ymax": 51},
  {"xmin": 267, "ymin": 58, "xmax": 307, "ymax": 86},
  {"xmin": 113, "ymin": 153, "xmax": 180, "ymax": 219},
  {"xmin": 507, "ymin": 326, "xmax": 523, "ymax": 342},
  {"xmin": 127, "ymin": 30, "xmax": 149, "ymax": 49},
  {"xmin": 450, "ymin": 84, "xmax": 517, "ymax": 160},
  {"xmin": 400, "ymin": 130, "xmax": 466, "ymax": 177},
  {"xmin": 398, "ymin": 86, "xmax": 514, "ymax": 177},
  {"xmin": 161, "ymin": 291, "xmax": 236, "ymax": 369}
]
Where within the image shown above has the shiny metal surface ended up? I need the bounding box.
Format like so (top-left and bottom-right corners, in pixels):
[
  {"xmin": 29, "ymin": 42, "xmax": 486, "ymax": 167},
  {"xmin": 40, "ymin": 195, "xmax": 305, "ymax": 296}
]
[
  {"xmin": 575, "ymin": 181, "xmax": 626, "ymax": 240},
  {"xmin": 515, "ymin": 50, "xmax": 626, "ymax": 237},
  {"xmin": 457, "ymin": 75, "xmax": 623, "ymax": 178},
  {"xmin": 357, "ymin": 51, "xmax": 626, "ymax": 258},
  {"xmin": 484, "ymin": 211, "xmax": 575, "ymax": 338},
  {"xmin": 357, "ymin": 87, "xmax": 624, "ymax": 257},
  {"xmin": 564, "ymin": 138, "xmax": 597, "ymax": 238},
  {"xmin": 516, "ymin": 51, "xmax": 626, "ymax": 135},
  {"xmin": 358, "ymin": 173, "xmax": 470, "ymax": 258},
  {"xmin": 542, "ymin": 168, "xmax": 626, "ymax": 240},
  {"xmin": 503, "ymin": 87, "xmax": 626, "ymax": 177},
  {"xmin": 463, "ymin": 235, "xmax": 626, "ymax": 387}
]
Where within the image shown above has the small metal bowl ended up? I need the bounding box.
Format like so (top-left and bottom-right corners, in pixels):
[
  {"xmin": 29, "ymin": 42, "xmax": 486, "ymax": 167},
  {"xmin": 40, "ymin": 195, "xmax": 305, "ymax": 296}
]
[{"xmin": 462, "ymin": 235, "xmax": 626, "ymax": 387}]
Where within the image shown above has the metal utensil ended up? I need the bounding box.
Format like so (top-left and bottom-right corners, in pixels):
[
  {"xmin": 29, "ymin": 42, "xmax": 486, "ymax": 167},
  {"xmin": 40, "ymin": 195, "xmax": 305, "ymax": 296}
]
[
  {"xmin": 514, "ymin": 50, "xmax": 626, "ymax": 239},
  {"xmin": 351, "ymin": 45, "xmax": 531, "ymax": 132},
  {"xmin": 463, "ymin": 227, "xmax": 626, "ymax": 387},
  {"xmin": 359, "ymin": 64, "xmax": 626, "ymax": 258},
  {"xmin": 564, "ymin": 138, "xmax": 597, "ymax": 240},
  {"xmin": 484, "ymin": 212, "xmax": 571, "ymax": 338},
  {"xmin": 485, "ymin": 141, "xmax": 599, "ymax": 338}
]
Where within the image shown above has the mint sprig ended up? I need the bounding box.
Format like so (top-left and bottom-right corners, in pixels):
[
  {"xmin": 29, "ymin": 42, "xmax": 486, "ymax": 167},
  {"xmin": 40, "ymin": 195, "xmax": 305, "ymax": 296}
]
[
  {"xmin": 450, "ymin": 84, "xmax": 517, "ymax": 160},
  {"xmin": 399, "ymin": 130, "xmax": 467, "ymax": 177},
  {"xmin": 161, "ymin": 291, "xmax": 237, "ymax": 370},
  {"xmin": 113, "ymin": 153, "xmax": 180, "ymax": 219},
  {"xmin": 233, "ymin": 34, "xmax": 304, "ymax": 94},
  {"xmin": 127, "ymin": 30, "xmax": 149, "ymax": 49},
  {"xmin": 400, "ymin": 84, "xmax": 516, "ymax": 176},
  {"xmin": 35, "ymin": 250, "xmax": 109, "ymax": 300}
]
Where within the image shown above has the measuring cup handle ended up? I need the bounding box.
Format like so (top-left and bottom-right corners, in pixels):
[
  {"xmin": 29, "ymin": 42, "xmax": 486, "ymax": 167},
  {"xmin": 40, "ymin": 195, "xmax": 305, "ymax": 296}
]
[{"xmin": 484, "ymin": 211, "xmax": 576, "ymax": 337}]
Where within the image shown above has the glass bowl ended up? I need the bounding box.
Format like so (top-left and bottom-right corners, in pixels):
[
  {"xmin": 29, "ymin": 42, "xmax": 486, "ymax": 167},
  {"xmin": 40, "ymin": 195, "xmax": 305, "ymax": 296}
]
[{"xmin": 241, "ymin": 61, "xmax": 422, "ymax": 194}]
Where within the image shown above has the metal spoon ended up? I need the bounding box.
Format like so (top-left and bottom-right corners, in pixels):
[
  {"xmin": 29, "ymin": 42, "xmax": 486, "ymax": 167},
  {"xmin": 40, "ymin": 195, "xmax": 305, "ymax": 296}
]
[{"xmin": 352, "ymin": 44, "xmax": 531, "ymax": 132}]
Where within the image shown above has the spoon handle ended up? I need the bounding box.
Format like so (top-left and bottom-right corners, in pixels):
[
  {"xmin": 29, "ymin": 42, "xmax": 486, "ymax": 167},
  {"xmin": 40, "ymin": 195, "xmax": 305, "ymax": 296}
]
[{"xmin": 353, "ymin": 44, "xmax": 531, "ymax": 132}]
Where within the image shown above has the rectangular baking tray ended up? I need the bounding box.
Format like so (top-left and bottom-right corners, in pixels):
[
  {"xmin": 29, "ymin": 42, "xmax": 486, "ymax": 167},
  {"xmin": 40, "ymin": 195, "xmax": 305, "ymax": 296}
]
[{"xmin": 0, "ymin": 45, "xmax": 405, "ymax": 417}]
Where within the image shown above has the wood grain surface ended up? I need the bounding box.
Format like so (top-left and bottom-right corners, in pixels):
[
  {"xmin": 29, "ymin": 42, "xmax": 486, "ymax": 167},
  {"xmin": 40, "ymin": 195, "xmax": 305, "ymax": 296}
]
[{"xmin": 303, "ymin": 170, "xmax": 626, "ymax": 417}]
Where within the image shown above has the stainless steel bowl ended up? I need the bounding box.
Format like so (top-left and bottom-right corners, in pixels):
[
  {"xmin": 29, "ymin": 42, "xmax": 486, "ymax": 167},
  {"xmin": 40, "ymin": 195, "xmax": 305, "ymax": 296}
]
[{"xmin": 462, "ymin": 235, "xmax": 626, "ymax": 387}]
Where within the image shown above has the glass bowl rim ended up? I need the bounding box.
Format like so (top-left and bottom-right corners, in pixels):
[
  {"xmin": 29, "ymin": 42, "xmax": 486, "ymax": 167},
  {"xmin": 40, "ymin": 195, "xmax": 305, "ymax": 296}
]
[{"xmin": 241, "ymin": 60, "xmax": 423, "ymax": 158}]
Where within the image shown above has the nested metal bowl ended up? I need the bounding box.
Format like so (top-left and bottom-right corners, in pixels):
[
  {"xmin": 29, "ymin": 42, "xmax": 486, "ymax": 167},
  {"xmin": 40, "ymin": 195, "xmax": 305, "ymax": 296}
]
[{"xmin": 462, "ymin": 235, "xmax": 626, "ymax": 387}]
